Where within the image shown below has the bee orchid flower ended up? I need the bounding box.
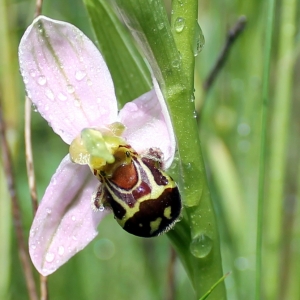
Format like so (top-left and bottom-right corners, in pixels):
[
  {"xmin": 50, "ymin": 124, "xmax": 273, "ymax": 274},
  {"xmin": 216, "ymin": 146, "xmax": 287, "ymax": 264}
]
[{"xmin": 19, "ymin": 16, "xmax": 180, "ymax": 276}]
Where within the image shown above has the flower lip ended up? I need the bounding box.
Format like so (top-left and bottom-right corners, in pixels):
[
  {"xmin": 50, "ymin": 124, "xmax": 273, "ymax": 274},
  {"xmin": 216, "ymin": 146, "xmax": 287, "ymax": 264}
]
[{"xmin": 20, "ymin": 15, "xmax": 177, "ymax": 276}]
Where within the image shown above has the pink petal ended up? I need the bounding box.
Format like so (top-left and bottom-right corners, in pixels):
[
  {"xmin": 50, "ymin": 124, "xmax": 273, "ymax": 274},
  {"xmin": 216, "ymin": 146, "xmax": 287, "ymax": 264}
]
[
  {"xmin": 29, "ymin": 155, "xmax": 108, "ymax": 276},
  {"xmin": 119, "ymin": 78, "xmax": 176, "ymax": 168},
  {"xmin": 19, "ymin": 16, "xmax": 118, "ymax": 144}
]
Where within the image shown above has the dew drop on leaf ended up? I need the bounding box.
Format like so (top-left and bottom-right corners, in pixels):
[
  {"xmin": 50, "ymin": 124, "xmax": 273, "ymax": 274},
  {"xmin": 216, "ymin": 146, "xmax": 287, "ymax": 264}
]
[
  {"xmin": 190, "ymin": 234, "xmax": 213, "ymax": 258},
  {"xmin": 193, "ymin": 22, "xmax": 205, "ymax": 56},
  {"xmin": 174, "ymin": 17, "xmax": 185, "ymax": 33}
]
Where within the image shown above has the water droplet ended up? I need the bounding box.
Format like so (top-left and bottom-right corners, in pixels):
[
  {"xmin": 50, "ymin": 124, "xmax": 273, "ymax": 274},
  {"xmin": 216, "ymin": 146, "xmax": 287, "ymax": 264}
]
[
  {"xmin": 193, "ymin": 22, "xmax": 205, "ymax": 56},
  {"xmin": 193, "ymin": 111, "xmax": 197, "ymax": 118},
  {"xmin": 38, "ymin": 75, "xmax": 47, "ymax": 86},
  {"xmin": 45, "ymin": 252, "xmax": 55, "ymax": 262},
  {"xmin": 125, "ymin": 102, "xmax": 138, "ymax": 112},
  {"xmin": 30, "ymin": 69, "xmax": 36, "ymax": 77},
  {"xmin": 172, "ymin": 59, "xmax": 180, "ymax": 68},
  {"xmin": 58, "ymin": 246, "xmax": 65, "ymax": 256},
  {"xmin": 46, "ymin": 208, "xmax": 52, "ymax": 214},
  {"xmin": 67, "ymin": 84, "xmax": 75, "ymax": 94},
  {"xmin": 190, "ymin": 234, "xmax": 213, "ymax": 258},
  {"xmin": 74, "ymin": 99, "xmax": 81, "ymax": 107},
  {"xmin": 190, "ymin": 94, "xmax": 195, "ymax": 103},
  {"xmin": 98, "ymin": 204, "xmax": 105, "ymax": 212},
  {"xmin": 185, "ymin": 162, "xmax": 191, "ymax": 169},
  {"xmin": 32, "ymin": 104, "xmax": 38, "ymax": 112},
  {"xmin": 58, "ymin": 92, "xmax": 67, "ymax": 101},
  {"xmin": 31, "ymin": 244, "xmax": 36, "ymax": 250},
  {"xmin": 158, "ymin": 23, "xmax": 164, "ymax": 30},
  {"xmin": 72, "ymin": 235, "xmax": 77, "ymax": 241},
  {"xmin": 45, "ymin": 88, "xmax": 54, "ymax": 100},
  {"xmin": 71, "ymin": 215, "xmax": 76, "ymax": 221},
  {"xmin": 174, "ymin": 17, "xmax": 185, "ymax": 33},
  {"xmin": 75, "ymin": 70, "xmax": 86, "ymax": 81}
]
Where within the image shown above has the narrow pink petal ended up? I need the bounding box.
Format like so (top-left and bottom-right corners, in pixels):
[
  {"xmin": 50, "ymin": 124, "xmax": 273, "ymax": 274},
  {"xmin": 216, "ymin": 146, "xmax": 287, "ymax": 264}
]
[
  {"xmin": 19, "ymin": 16, "xmax": 118, "ymax": 144},
  {"xmin": 119, "ymin": 78, "xmax": 176, "ymax": 168},
  {"xmin": 29, "ymin": 155, "xmax": 108, "ymax": 276}
]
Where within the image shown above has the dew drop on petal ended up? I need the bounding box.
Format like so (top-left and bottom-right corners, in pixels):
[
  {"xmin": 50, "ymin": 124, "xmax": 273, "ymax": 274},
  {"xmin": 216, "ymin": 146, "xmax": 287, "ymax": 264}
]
[
  {"xmin": 46, "ymin": 208, "xmax": 52, "ymax": 214},
  {"xmin": 75, "ymin": 70, "xmax": 86, "ymax": 81},
  {"xmin": 125, "ymin": 102, "xmax": 138, "ymax": 112},
  {"xmin": 71, "ymin": 215, "xmax": 76, "ymax": 221},
  {"xmin": 67, "ymin": 84, "xmax": 75, "ymax": 94},
  {"xmin": 58, "ymin": 246, "xmax": 65, "ymax": 256},
  {"xmin": 45, "ymin": 252, "xmax": 55, "ymax": 262},
  {"xmin": 45, "ymin": 88, "xmax": 54, "ymax": 101},
  {"xmin": 31, "ymin": 244, "xmax": 36, "ymax": 250},
  {"xmin": 38, "ymin": 75, "xmax": 47, "ymax": 86},
  {"xmin": 58, "ymin": 92, "xmax": 67, "ymax": 101},
  {"xmin": 29, "ymin": 69, "xmax": 36, "ymax": 78},
  {"xmin": 74, "ymin": 99, "xmax": 81, "ymax": 107}
]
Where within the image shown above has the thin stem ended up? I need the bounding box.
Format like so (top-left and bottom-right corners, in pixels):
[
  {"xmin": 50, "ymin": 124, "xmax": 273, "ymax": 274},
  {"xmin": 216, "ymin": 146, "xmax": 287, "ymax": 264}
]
[
  {"xmin": 0, "ymin": 103, "xmax": 38, "ymax": 300},
  {"xmin": 203, "ymin": 16, "xmax": 247, "ymax": 92},
  {"xmin": 26, "ymin": 1, "xmax": 49, "ymax": 299},
  {"xmin": 255, "ymin": 0, "xmax": 276, "ymax": 299},
  {"xmin": 34, "ymin": 0, "xmax": 43, "ymax": 18},
  {"xmin": 166, "ymin": 247, "xmax": 176, "ymax": 300}
]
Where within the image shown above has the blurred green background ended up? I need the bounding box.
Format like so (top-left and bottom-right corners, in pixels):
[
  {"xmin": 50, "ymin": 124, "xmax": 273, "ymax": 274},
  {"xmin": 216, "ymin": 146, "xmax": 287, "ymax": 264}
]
[{"xmin": 1, "ymin": 0, "xmax": 300, "ymax": 299}]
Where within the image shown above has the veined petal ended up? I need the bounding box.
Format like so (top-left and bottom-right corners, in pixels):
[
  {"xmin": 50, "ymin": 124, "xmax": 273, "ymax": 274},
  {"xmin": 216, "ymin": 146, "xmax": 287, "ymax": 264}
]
[
  {"xmin": 19, "ymin": 16, "xmax": 118, "ymax": 144},
  {"xmin": 29, "ymin": 155, "xmax": 108, "ymax": 276},
  {"xmin": 119, "ymin": 78, "xmax": 176, "ymax": 168}
]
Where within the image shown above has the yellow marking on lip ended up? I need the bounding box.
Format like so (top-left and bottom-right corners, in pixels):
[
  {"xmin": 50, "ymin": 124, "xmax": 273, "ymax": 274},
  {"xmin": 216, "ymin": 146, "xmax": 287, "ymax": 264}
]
[
  {"xmin": 164, "ymin": 206, "xmax": 172, "ymax": 219},
  {"xmin": 150, "ymin": 217, "xmax": 162, "ymax": 235}
]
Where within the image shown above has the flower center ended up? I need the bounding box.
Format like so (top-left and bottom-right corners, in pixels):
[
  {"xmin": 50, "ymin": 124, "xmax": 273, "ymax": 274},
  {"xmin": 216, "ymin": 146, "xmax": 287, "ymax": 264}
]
[{"xmin": 69, "ymin": 122, "xmax": 128, "ymax": 171}]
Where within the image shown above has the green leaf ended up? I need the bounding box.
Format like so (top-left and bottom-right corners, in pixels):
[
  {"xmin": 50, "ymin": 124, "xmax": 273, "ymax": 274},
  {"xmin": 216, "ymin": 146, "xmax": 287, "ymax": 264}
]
[
  {"xmin": 110, "ymin": 0, "xmax": 226, "ymax": 299},
  {"xmin": 83, "ymin": 0, "xmax": 151, "ymax": 107}
]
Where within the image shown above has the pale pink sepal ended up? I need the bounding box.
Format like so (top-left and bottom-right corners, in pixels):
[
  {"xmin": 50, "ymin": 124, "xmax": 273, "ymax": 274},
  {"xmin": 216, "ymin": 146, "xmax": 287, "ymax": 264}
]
[
  {"xmin": 29, "ymin": 155, "xmax": 107, "ymax": 276},
  {"xmin": 19, "ymin": 16, "xmax": 118, "ymax": 145},
  {"xmin": 119, "ymin": 78, "xmax": 176, "ymax": 168}
]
